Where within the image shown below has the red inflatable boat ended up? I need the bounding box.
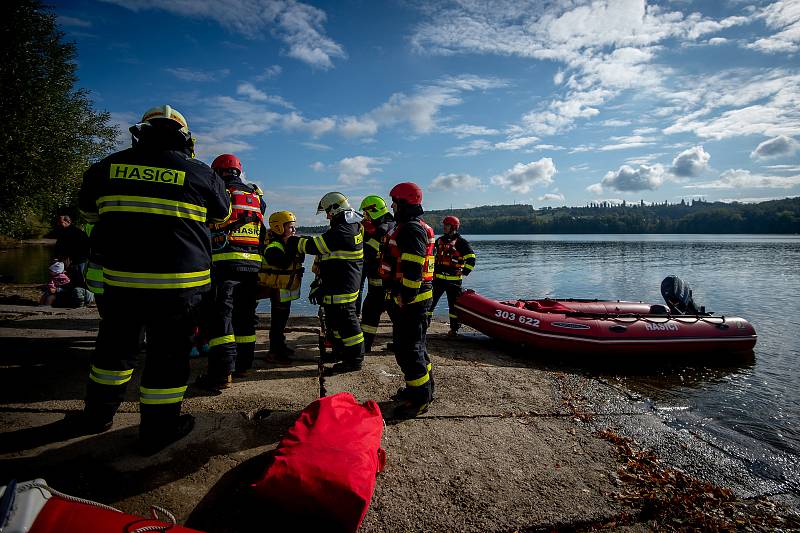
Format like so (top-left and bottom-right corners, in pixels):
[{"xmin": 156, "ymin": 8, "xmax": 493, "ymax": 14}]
[{"xmin": 454, "ymin": 290, "xmax": 757, "ymax": 356}]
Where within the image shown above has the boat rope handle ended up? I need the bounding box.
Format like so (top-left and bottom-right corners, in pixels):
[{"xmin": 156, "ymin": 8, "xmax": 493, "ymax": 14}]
[
  {"xmin": 566, "ymin": 312, "xmax": 727, "ymax": 325},
  {"xmin": 26, "ymin": 480, "xmax": 180, "ymax": 533}
]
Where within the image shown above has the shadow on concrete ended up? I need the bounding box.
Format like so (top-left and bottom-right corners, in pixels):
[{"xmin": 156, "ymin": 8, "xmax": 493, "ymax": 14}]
[
  {"xmin": 0, "ymin": 410, "xmax": 299, "ymax": 511},
  {"xmin": 1, "ymin": 317, "xmax": 100, "ymax": 332}
]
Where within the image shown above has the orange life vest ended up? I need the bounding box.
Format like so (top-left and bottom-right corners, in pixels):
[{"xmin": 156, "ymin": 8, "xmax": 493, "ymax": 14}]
[
  {"xmin": 211, "ymin": 186, "xmax": 263, "ymax": 246},
  {"xmin": 380, "ymin": 219, "xmax": 435, "ymax": 282},
  {"xmin": 435, "ymin": 236, "xmax": 465, "ymax": 273}
]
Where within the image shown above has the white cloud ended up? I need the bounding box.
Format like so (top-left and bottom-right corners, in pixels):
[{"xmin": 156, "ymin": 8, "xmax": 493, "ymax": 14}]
[
  {"xmin": 684, "ymin": 169, "xmax": 800, "ymax": 189},
  {"xmin": 538, "ymin": 192, "xmax": 565, "ymax": 202},
  {"xmin": 57, "ymin": 15, "xmax": 92, "ymax": 27},
  {"xmin": 167, "ymin": 67, "xmax": 230, "ymax": 82},
  {"xmin": 490, "ymin": 158, "xmax": 556, "ymax": 194},
  {"xmin": 444, "ymin": 124, "xmax": 502, "ymax": 138},
  {"xmin": 598, "ymin": 134, "xmax": 657, "ymax": 151},
  {"xmin": 100, "ymin": 0, "xmax": 346, "ymax": 69},
  {"xmin": 429, "ymin": 173, "xmax": 484, "ymax": 191},
  {"xmin": 707, "ymin": 37, "xmax": 728, "ymax": 45},
  {"xmin": 589, "ymin": 164, "xmax": 666, "ymax": 193},
  {"xmin": 236, "ymin": 82, "xmax": 294, "ymax": 108},
  {"xmin": 339, "ymin": 116, "xmax": 379, "ymax": 138},
  {"xmin": 337, "ymin": 156, "xmax": 387, "ymax": 185},
  {"xmin": 310, "ymin": 161, "xmax": 325, "ymax": 172},
  {"xmin": 256, "ymin": 65, "xmax": 283, "ymax": 80},
  {"xmin": 746, "ymin": 1, "xmax": 800, "ymax": 54},
  {"xmin": 282, "ymin": 112, "xmax": 336, "ymax": 137},
  {"xmin": 671, "ymin": 145, "xmax": 710, "ymax": 177},
  {"xmin": 751, "ymin": 135, "xmax": 800, "ymax": 159}
]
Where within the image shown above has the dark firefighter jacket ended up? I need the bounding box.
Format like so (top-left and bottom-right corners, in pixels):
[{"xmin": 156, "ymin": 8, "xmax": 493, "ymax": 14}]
[
  {"xmin": 78, "ymin": 128, "xmax": 231, "ymax": 296},
  {"xmin": 390, "ymin": 205, "xmax": 434, "ymax": 305},
  {"xmin": 363, "ymin": 214, "xmax": 394, "ymax": 287},
  {"xmin": 434, "ymin": 233, "xmax": 476, "ymax": 281},
  {"xmin": 297, "ymin": 212, "xmax": 363, "ymax": 304},
  {"xmin": 210, "ymin": 179, "xmax": 267, "ymax": 274}
]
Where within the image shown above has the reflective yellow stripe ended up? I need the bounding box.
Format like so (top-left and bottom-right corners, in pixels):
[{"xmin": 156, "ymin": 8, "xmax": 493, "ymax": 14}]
[
  {"xmin": 139, "ymin": 385, "xmax": 187, "ymax": 405},
  {"xmin": 400, "ymin": 253, "xmax": 425, "ymax": 264},
  {"xmin": 209, "ymin": 334, "xmax": 236, "ymax": 347},
  {"xmin": 85, "ymin": 262, "xmax": 105, "ymax": 295},
  {"xmin": 342, "ymin": 332, "xmax": 364, "ymax": 347},
  {"xmin": 313, "ymin": 235, "xmax": 331, "ymax": 254},
  {"xmin": 427, "ymin": 363, "xmax": 432, "ymax": 372},
  {"xmin": 322, "ymin": 291, "xmax": 360, "ymax": 304},
  {"xmin": 235, "ymin": 335, "xmax": 257, "ymax": 343},
  {"xmin": 97, "ymin": 195, "xmax": 207, "ymax": 222},
  {"xmin": 266, "ymin": 241, "xmax": 286, "ymax": 251},
  {"xmin": 448, "ymin": 313, "xmax": 458, "ymax": 318},
  {"xmin": 368, "ymin": 278, "xmax": 383, "ymax": 287},
  {"xmin": 435, "ymin": 273, "xmax": 462, "ymax": 281},
  {"xmin": 89, "ymin": 366, "xmax": 133, "ymax": 386},
  {"xmin": 463, "ymin": 264, "xmax": 474, "ymax": 271},
  {"xmin": 298, "ymin": 237, "xmax": 309, "ymax": 254},
  {"xmin": 212, "ymin": 252, "xmax": 262, "ymax": 262},
  {"xmin": 402, "ymin": 277, "xmax": 422, "ymax": 288},
  {"xmin": 103, "ymin": 268, "xmax": 211, "ymax": 289},
  {"xmin": 279, "ymin": 288, "xmax": 301, "ymax": 302},
  {"xmin": 361, "ymin": 323, "xmax": 379, "ymax": 334},
  {"xmin": 366, "ymin": 238, "xmax": 380, "ymax": 251},
  {"xmin": 80, "ymin": 209, "xmax": 99, "ymax": 223},
  {"xmin": 406, "ymin": 371, "xmax": 430, "ymax": 387},
  {"xmin": 394, "ymin": 289, "xmax": 433, "ymax": 305},
  {"xmin": 320, "ymin": 250, "xmax": 364, "ymax": 261},
  {"xmin": 462, "ymin": 253, "xmax": 476, "ymax": 260}
]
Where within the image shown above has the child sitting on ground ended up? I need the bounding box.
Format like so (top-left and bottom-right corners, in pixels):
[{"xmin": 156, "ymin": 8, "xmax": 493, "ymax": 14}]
[{"xmin": 40, "ymin": 261, "xmax": 70, "ymax": 306}]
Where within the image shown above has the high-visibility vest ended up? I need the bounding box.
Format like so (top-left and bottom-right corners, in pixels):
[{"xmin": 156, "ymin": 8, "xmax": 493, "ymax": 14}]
[
  {"xmin": 381, "ymin": 219, "xmax": 435, "ymax": 283},
  {"xmin": 257, "ymin": 240, "xmax": 305, "ymax": 291}
]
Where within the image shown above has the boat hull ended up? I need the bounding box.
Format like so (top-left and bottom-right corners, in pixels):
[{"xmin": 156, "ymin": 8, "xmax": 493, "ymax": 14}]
[{"xmin": 454, "ymin": 291, "xmax": 757, "ymax": 356}]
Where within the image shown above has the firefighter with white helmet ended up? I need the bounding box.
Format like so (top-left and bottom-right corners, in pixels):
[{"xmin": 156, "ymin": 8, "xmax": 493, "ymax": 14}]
[{"xmin": 297, "ymin": 192, "xmax": 365, "ymax": 374}]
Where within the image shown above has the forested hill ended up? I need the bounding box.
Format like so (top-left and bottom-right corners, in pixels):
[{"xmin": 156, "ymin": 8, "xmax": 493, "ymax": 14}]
[{"xmin": 299, "ymin": 197, "xmax": 800, "ymax": 234}]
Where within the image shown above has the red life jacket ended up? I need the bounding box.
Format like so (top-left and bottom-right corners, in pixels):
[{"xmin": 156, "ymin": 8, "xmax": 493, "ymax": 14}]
[
  {"xmin": 380, "ymin": 219, "xmax": 435, "ymax": 282},
  {"xmin": 435, "ymin": 236, "xmax": 465, "ymax": 273},
  {"xmin": 212, "ymin": 186, "xmax": 263, "ymax": 246}
]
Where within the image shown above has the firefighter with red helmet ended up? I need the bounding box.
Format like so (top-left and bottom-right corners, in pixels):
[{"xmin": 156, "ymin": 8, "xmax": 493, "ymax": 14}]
[
  {"xmin": 297, "ymin": 192, "xmax": 365, "ymax": 374},
  {"xmin": 195, "ymin": 154, "xmax": 267, "ymax": 390},
  {"xmin": 431, "ymin": 215, "xmax": 476, "ymax": 336},
  {"xmin": 383, "ymin": 182, "xmax": 436, "ymax": 418},
  {"xmin": 75, "ymin": 105, "xmax": 231, "ymax": 454},
  {"xmin": 358, "ymin": 195, "xmax": 395, "ymax": 352}
]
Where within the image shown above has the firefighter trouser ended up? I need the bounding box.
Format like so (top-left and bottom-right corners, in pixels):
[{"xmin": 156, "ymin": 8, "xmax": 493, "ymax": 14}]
[
  {"xmin": 360, "ymin": 283, "xmax": 387, "ymax": 350},
  {"xmin": 391, "ymin": 299, "xmax": 433, "ymax": 405},
  {"xmin": 431, "ymin": 278, "xmax": 463, "ymax": 331},
  {"xmin": 323, "ymin": 302, "xmax": 364, "ymax": 365},
  {"xmin": 207, "ymin": 272, "xmax": 259, "ymax": 376},
  {"xmin": 269, "ymin": 290, "xmax": 291, "ymax": 350},
  {"xmin": 84, "ymin": 288, "xmax": 206, "ymax": 430}
]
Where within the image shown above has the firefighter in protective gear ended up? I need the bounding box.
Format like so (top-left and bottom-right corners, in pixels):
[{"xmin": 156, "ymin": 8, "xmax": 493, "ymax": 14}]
[
  {"xmin": 196, "ymin": 154, "xmax": 266, "ymax": 390},
  {"xmin": 297, "ymin": 192, "xmax": 365, "ymax": 374},
  {"xmin": 259, "ymin": 210, "xmax": 304, "ymax": 363},
  {"xmin": 384, "ymin": 182, "xmax": 435, "ymax": 418},
  {"xmin": 431, "ymin": 215, "xmax": 476, "ymax": 336},
  {"xmin": 358, "ymin": 195, "xmax": 394, "ymax": 352},
  {"xmin": 76, "ymin": 105, "xmax": 231, "ymax": 455}
]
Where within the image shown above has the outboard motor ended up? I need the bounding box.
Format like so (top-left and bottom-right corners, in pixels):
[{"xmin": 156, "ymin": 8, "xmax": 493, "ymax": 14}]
[{"xmin": 660, "ymin": 275, "xmax": 702, "ymax": 314}]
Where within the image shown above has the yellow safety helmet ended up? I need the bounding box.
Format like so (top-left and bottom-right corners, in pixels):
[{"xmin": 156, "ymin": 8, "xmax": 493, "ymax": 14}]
[
  {"xmin": 141, "ymin": 104, "xmax": 189, "ymax": 133},
  {"xmin": 316, "ymin": 192, "xmax": 351, "ymax": 216},
  {"xmin": 269, "ymin": 210, "xmax": 296, "ymax": 234}
]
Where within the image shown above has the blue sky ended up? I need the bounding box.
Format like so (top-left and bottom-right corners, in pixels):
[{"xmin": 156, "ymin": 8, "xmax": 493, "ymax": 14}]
[{"xmin": 54, "ymin": 0, "xmax": 800, "ymax": 224}]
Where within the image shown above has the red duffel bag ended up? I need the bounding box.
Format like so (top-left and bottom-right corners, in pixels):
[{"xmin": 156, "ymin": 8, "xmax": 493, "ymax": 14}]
[{"xmin": 252, "ymin": 392, "xmax": 386, "ymax": 531}]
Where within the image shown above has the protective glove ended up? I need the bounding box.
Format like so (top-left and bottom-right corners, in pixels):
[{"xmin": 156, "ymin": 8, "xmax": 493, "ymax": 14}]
[{"xmin": 309, "ymin": 279, "xmax": 323, "ymax": 305}]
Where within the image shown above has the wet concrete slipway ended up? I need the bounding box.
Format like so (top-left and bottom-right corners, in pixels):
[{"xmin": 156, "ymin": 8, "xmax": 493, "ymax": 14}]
[{"xmin": 1, "ymin": 304, "xmax": 799, "ymax": 531}]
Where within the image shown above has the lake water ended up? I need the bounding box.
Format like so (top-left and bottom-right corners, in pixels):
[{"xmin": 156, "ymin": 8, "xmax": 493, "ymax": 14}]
[{"xmin": 4, "ymin": 235, "xmax": 799, "ymax": 491}]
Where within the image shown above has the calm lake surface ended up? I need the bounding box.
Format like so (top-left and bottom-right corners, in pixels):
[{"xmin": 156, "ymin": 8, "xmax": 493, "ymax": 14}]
[{"xmin": 4, "ymin": 234, "xmax": 798, "ymax": 490}]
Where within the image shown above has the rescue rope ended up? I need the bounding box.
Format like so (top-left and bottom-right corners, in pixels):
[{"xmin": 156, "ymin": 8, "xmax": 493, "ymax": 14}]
[
  {"xmin": 27, "ymin": 481, "xmax": 180, "ymax": 533},
  {"xmin": 317, "ymin": 306, "xmax": 327, "ymax": 398}
]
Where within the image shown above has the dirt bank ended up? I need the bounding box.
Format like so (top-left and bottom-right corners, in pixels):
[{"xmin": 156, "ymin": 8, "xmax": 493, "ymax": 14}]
[{"xmin": 0, "ymin": 300, "xmax": 798, "ymax": 531}]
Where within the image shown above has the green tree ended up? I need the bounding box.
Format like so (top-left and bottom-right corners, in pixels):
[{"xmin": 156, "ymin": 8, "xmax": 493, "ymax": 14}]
[{"xmin": 0, "ymin": 0, "xmax": 118, "ymax": 239}]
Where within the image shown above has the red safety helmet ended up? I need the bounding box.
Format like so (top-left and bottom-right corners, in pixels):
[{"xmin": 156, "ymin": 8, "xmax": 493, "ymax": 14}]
[
  {"xmin": 211, "ymin": 154, "xmax": 242, "ymax": 175},
  {"xmin": 389, "ymin": 182, "xmax": 423, "ymax": 205},
  {"xmin": 442, "ymin": 215, "xmax": 460, "ymax": 230}
]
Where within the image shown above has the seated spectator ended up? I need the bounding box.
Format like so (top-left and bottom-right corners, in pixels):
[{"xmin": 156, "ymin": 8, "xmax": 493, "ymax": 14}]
[
  {"xmin": 40, "ymin": 261, "xmax": 70, "ymax": 306},
  {"xmin": 50, "ymin": 211, "xmax": 89, "ymax": 288}
]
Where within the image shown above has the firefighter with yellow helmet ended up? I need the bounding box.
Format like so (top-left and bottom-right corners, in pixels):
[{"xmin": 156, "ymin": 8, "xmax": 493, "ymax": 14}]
[
  {"xmin": 258, "ymin": 210, "xmax": 305, "ymax": 362},
  {"xmin": 74, "ymin": 104, "xmax": 231, "ymax": 455},
  {"xmin": 297, "ymin": 192, "xmax": 365, "ymax": 374}
]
